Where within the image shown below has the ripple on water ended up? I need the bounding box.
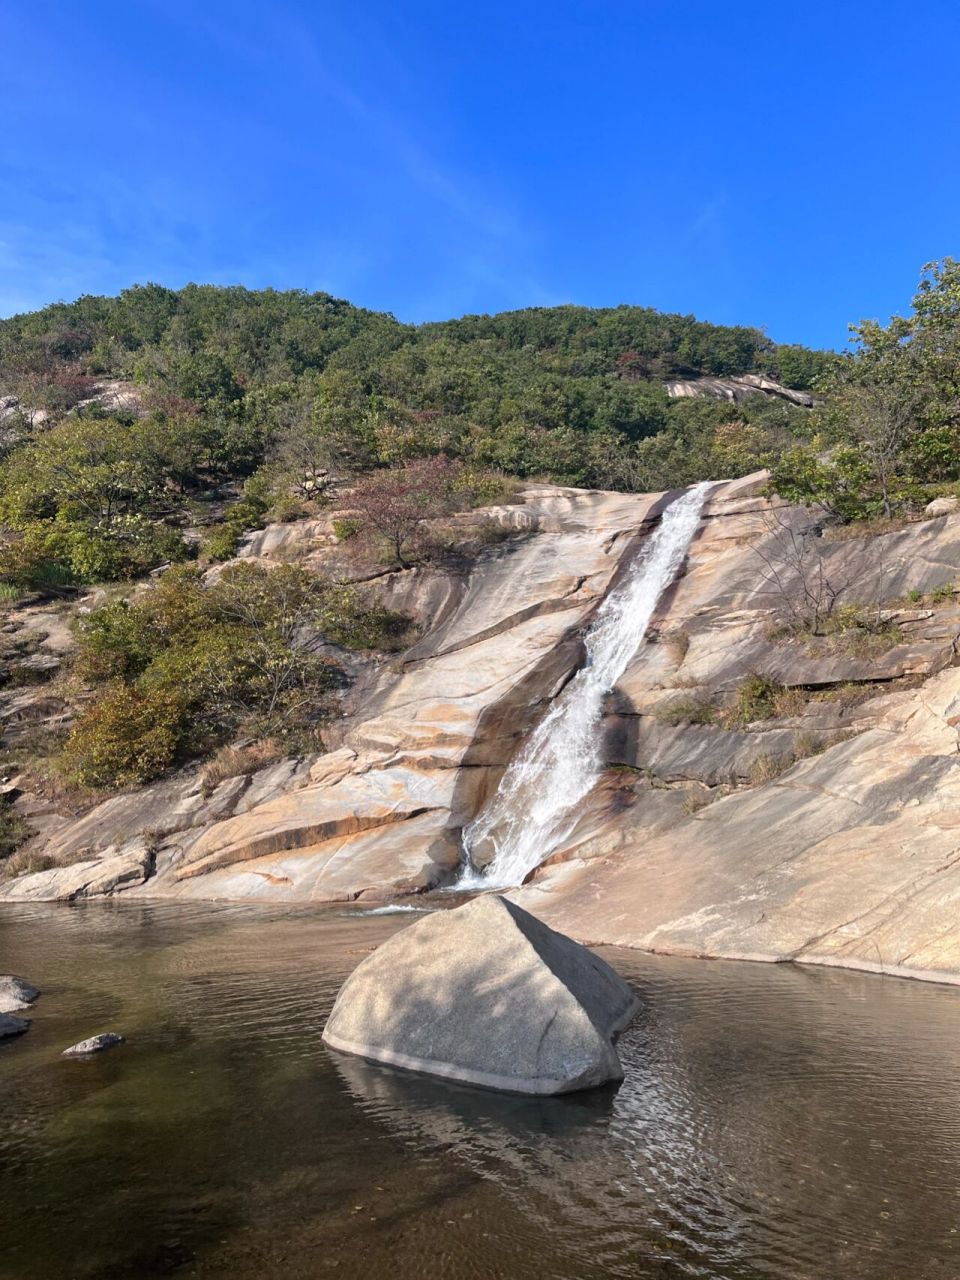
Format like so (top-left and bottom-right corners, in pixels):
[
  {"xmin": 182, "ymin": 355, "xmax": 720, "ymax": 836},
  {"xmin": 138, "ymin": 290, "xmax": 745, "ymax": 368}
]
[{"xmin": 2, "ymin": 903, "xmax": 960, "ymax": 1280}]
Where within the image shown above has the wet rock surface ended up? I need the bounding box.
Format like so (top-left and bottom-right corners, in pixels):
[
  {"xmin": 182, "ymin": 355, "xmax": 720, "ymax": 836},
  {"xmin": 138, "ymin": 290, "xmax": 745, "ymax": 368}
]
[
  {"xmin": 62, "ymin": 1032, "xmax": 125, "ymax": 1056},
  {"xmin": 0, "ymin": 975, "xmax": 39, "ymax": 1013},
  {"xmin": 0, "ymin": 1013, "xmax": 30, "ymax": 1039}
]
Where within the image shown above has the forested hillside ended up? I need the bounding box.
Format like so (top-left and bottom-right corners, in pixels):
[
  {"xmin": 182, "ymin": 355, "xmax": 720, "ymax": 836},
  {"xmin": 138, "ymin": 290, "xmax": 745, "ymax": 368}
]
[
  {"xmin": 1, "ymin": 261, "xmax": 959, "ymax": 827},
  {"xmin": 0, "ymin": 261, "xmax": 958, "ymax": 596},
  {"xmin": 0, "ymin": 286, "xmax": 833, "ymax": 583}
]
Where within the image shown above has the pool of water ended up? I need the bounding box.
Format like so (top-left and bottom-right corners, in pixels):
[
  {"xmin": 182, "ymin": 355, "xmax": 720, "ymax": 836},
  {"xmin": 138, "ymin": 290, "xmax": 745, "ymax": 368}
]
[{"xmin": 2, "ymin": 901, "xmax": 960, "ymax": 1279}]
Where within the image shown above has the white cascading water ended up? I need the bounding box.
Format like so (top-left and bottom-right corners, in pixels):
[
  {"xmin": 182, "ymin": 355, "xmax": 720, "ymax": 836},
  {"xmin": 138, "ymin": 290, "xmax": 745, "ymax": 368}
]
[{"xmin": 458, "ymin": 482, "xmax": 712, "ymax": 890}]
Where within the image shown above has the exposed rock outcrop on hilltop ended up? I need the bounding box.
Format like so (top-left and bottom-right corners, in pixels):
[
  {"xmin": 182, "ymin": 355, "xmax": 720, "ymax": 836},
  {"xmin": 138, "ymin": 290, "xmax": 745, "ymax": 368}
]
[
  {"xmin": 5, "ymin": 477, "xmax": 960, "ymax": 986},
  {"xmin": 664, "ymin": 373, "xmax": 814, "ymax": 407},
  {"xmin": 0, "ymin": 378, "xmax": 143, "ymax": 429}
]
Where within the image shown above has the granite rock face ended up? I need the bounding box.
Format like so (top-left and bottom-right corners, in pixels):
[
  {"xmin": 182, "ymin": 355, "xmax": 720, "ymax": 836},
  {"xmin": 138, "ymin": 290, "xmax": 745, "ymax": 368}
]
[
  {"xmin": 517, "ymin": 663, "xmax": 960, "ymax": 985},
  {"xmin": 1, "ymin": 485, "xmax": 674, "ymax": 905},
  {"xmin": 322, "ymin": 895, "xmax": 639, "ymax": 1094},
  {"xmin": 664, "ymin": 374, "xmax": 814, "ymax": 407},
  {"xmin": 7, "ymin": 479, "xmax": 960, "ymax": 988}
]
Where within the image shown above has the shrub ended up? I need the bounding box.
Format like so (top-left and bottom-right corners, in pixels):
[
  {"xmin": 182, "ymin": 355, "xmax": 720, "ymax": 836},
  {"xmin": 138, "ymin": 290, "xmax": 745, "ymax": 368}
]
[
  {"xmin": 0, "ymin": 799, "xmax": 33, "ymax": 862},
  {"xmin": 348, "ymin": 457, "xmax": 466, "ymax": 565},
  {"xmin": 59, "ymin": 681, "xmax": 191, "ymax": 788},
  {"xmin": 203, "ymin": 482, "xmax": 271, "ymax": 562},
  {"xmin": 0, "ymin": 525, "xmax": 75, "ymax": 589},
  {"xmin": 655, "ymin": 694, "xmax": 717, "ymax": 726},
  {"xmin": 64, "ymin": 518, "xmax": 189, "ymax": 582},
  {"xmin": 75, "ymin": 598, "xmax": 162, "ymax": 682},
  {"xmin": 331, "ymin": 516, "xmax": 364, "ymax": 541},
  {"xmin": 317, "ymin": 589, "xmax": 415, "ymax": 651},
  {"xmin": 0, "ymin": 518, "xmax": 188, "ymax": 589},
  {"xmin": 61, "ymin": 561, "xmax": 372, "ymax": 788},
  {"xmin": 266, "ymin": 492, "xmax": 308, "ymax": 524},
  {"xmin": 451, "ymin": 467, "xmax": 519, "ymax": 508},
  {"xmin": 724, "ymin": 674, "xmax": 805, "ymax": 726},
  {"xmin": 204, "ymin": 522, "xmax": 243, "ymax": 561}
]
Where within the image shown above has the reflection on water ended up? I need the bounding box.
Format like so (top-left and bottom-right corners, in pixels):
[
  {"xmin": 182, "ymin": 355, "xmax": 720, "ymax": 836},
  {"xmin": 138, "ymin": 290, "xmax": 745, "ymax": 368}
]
[{"xmin": 2, "ymin": 901, "xmax": 960, "ymax": 1279}]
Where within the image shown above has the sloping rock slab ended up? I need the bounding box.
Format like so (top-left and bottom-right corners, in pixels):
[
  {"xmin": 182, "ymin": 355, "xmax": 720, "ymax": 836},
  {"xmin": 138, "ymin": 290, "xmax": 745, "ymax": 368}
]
[
  {"xmin": 323, "ymin": 895, "xmax": 638, "ymax": 1094},
  {"xmin": 0, "ymin": 976, "xmax": 39, "ymax": 1013}
]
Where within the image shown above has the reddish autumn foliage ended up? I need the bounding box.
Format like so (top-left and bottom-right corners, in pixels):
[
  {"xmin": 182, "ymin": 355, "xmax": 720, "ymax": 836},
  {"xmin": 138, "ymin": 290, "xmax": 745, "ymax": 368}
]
[{"xmin": 349, "ymin": 457, "xmax": 463, "ymax": 564}]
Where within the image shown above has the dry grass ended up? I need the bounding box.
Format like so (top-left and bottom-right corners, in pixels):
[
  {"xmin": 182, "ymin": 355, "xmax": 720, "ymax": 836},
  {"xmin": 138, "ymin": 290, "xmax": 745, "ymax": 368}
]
[
  {"xmin": 821, "ymin": 516, "xmax": 912, "ymax": 542},
  {"xmin": 743, "ymin": 729, "xmax": 837, "ymax": 789},
  {"xmin": 657, "ymin": 677, "xmax": 810, "ymax": 730},
  {"xmin": 783, "ymin": 605, "xmax": 906, "ymax": 659},
  {"xmin": 10, "ymin": 754, "xmax": 104, "ymax": 816},
  {"xmin": 719, "ymin": 675, "xmax": 807, "ymax": 727},
  {"xmin": 681, "ymin": 788, "xmax": 713, "ymax": 816},
  {"xmin": 198, "ymin": 739, "xmax": 285, "ymax": 796},
  {"xmin": 792, "ymin": 730, "xmax": 826, "ymax": 760},
  {"xmin": 654, "ymin": 694, "xmax": 717, "ymax": 727},
  {"xmin": 0, "ymin": 801, "xmax": 34, "ymax": 865},
  {"xmin": 747, "ymin": 753, "xmax": 791, "ymax": 786},
  {"xmin": 812, "ymin": 681, "xmax": 877, "ymax": 710},
  {"xmin": 661, "ymin": 627, "xmax": 691, "ymax": 666},
  {"xmin": 1, "ymin": 845, "xmax": 54, "ymax": 879}
]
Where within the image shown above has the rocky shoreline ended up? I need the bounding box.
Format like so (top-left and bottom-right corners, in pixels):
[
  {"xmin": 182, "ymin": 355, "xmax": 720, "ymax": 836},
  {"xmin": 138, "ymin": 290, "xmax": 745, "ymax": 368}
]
[{"xmin": 4, "ymin": 476, "xmax": 960, "ymax": 988}]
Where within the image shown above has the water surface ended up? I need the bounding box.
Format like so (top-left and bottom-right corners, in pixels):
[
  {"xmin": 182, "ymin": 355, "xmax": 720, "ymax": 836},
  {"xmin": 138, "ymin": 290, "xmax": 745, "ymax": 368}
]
[{"xmin": 2, "ymin": 901, "xmax": 960, "ymax": 1279}]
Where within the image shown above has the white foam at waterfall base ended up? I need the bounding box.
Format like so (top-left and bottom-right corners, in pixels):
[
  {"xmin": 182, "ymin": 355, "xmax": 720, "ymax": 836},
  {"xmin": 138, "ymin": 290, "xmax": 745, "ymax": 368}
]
[{"xmin": 458, "ymin": 483, "xmax": 712, "ymax": 890}]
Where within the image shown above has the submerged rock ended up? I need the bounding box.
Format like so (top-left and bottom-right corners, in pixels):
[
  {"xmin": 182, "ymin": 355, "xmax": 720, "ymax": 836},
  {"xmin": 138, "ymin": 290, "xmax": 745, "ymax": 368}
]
[
  {"xmin": 0, "ymin": 1013, "xmax": 30, "ymax": 1039},
  {"xmin": 323, "ymin": 895, "xmax": 638, "ymax": 1094},
  {"xmin": 62, "ymin": 1032, "xmax": 125, "ymax": 1057},
  {"xmin": 0, "ymin": 975, "xmax": 39, "ymax": 1013}
]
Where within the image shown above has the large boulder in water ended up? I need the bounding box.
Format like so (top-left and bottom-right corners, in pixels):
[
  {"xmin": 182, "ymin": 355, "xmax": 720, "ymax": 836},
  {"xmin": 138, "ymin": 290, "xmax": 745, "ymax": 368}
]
[{"xmin": 322, "ymin": 895, "xmax": 638, "ymax": 1094}]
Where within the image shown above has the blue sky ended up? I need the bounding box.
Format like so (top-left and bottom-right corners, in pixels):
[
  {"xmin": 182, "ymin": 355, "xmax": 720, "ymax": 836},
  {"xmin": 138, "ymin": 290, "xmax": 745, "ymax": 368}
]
[{"xmin": 2, "ymin": 1, "xmax": 958, "ymax": 347}]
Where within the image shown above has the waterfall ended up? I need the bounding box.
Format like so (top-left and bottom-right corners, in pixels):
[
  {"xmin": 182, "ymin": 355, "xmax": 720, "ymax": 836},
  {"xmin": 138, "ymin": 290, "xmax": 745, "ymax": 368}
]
[{"xmin": 458, "ymin": 483, "xmax": 712, "ymax": 890}]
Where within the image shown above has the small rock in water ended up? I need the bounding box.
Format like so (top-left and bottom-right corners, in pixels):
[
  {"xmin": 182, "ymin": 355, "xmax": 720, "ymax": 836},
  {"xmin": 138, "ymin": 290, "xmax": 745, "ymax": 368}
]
[
  {"xmin": 0, "ymin": 1013, "xmax": 31, "ymax": 1039},
  {"xmin": 62, "ymin": 1032, "xmax": 125, "ymax": 1057},
  {"xmin": 0, "ymin": 975, "xmax": 40, "ymax": 1014}
]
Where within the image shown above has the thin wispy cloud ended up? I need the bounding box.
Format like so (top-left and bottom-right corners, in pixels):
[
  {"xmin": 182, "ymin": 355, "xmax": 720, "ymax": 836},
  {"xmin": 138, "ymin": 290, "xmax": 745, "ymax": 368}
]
[
  {"xmin": 688, "ymin": 196, "xmax": 728, "ymax": 239},
  {"xmin": 135, "ymin": 1, "xmax": 551, "ymax": 319}
]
